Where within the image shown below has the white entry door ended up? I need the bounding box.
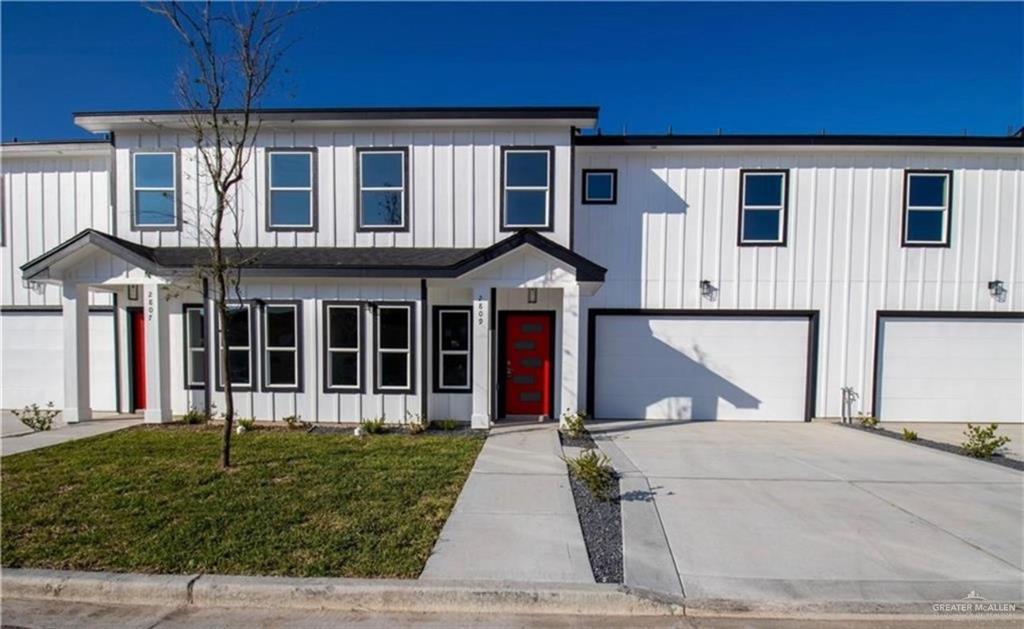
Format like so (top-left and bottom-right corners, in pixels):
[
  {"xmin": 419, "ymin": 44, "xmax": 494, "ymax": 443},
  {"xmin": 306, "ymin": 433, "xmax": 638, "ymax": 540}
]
[
  {"xmin": 592, "ymin": 314, "xmax": 811, "ymax": 421},
  {"xmin": 876, "ymin": 316, "xmax": 1024, "ymax": 422}
]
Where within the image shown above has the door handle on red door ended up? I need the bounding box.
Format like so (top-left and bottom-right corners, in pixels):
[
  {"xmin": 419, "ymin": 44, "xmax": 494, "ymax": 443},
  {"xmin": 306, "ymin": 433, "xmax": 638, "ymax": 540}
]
[{"xmin": 506, "ymin": 361, "xmax": 513, "ymax": 379}]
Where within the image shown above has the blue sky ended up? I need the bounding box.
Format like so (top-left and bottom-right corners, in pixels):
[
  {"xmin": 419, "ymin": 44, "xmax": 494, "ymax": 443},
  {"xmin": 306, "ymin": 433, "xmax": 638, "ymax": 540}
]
[{"xmin": 2, "ymin": 2, "xmax": 1022, "ymax": 141}]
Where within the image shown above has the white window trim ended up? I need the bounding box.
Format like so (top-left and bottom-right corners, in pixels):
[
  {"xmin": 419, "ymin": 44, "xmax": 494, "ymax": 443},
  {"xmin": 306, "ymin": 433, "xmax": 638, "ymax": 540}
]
[
  {"xmin": 219, "ymin": 303, "xmax": 252, "ymax": 389},
  {"xmin": 503, "ymin": 149, "xmax": 551, "ymax": 228},
  {"xmin": 376, "ymin": 304, "xmax": 412, "ymax": 391},
  {"xmin": 184, "ymin": 305, "xmax": 206, "ymax": 388},
  {"xmin": 268, "ymin": 151, "xmax": 315, "ymax": 228},
  {"xmin": 326, "ymin": 304, "xmax": 361, "ymax": 391},
  {"xmin": 263, "ymin": 303, "xmax": 300, "ymax": 389},
  {"xmin": 583, "ymin": 171, "xmax": 615, "ymax": 202},
  {"xmin": 359, "ymin": 150, "xmax": 406, "ymax": 229},
  {"xmin": 739, "ymin": 171, "xmax": 786, "ymax": 244},
  {"xmin": 904, "ymin": 172, "xmax": 951, "ymax": 245},
  {"xmin": 438, "ymin": 309, "xmax": 471, "ymax": 391},
  {"xmin": 132, "ymin": 151, "xmax": 177, "ymax": 227}
]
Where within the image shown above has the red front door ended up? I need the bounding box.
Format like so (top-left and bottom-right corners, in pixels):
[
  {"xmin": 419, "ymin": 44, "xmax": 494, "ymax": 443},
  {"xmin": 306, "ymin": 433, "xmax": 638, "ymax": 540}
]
[
  {"xmin": 130, "ymin": 310, "xmax": 146, "ymax": 411},
  {"xmin": 503, "ymin": 313, "xmax": 552, "ymax": 416}
]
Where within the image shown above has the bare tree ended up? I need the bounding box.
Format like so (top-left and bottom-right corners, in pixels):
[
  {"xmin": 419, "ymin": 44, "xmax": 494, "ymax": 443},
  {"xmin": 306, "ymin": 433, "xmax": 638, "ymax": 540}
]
[{"xmin": 147, "ymin": 1, "xmax": 299, "ymax": 468}]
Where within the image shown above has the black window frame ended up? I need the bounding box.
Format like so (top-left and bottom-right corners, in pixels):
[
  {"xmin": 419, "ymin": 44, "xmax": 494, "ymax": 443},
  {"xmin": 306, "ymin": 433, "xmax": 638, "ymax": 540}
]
[
  {"xmin": 322, "ymin": 301, "xmax": 364, "ymax": 393},
  {"xmin": 265, "ymin": 148, "xmax": 318, "ymax": 232},
  {"xmin": 901, "ymin": 169, "xmax": 953, "ymax": 248},
  {"xmin": 182, "ymin": 303, "xmax": 207, "ymax": 390},
  {"xmin": 215, "ymin": 302, "xmax": 257, "ymax": 392},
  {"xmin": 737, "ymin": 168, "xmax": 789, "ymax": 247},
  {"xmin": 373, "ymin": 302, "xmax": 416, "ymax": 394},
  {"xmin": 130, "ymin": 149, "xmax": 181, "ymax": 231},
  {"xmin": 432, "ymin": 306, "xmax": 472, "ymax": 393},
  {"xmin": 581, "ymin": 168, "xmax": 617, "ymax": 205},
  {"xmin": 356, "ymin": 146, "xmax": 410, "ymax": 233},
  {"xmin": 500, "ymin": 145, "xmax": 555, "ymax": 232},
  {"xmin": 260, "ymin": 300, "xmax": 303, "ymax": 393}
]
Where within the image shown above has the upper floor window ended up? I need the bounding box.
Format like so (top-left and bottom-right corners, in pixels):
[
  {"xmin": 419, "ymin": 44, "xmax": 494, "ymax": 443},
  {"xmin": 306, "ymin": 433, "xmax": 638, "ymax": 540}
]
[
  {"xmin": 262, "ymin": 302, "xmax": 302, "ymax": 391},
  {"xmin": 582, "ymin": 169, "xmax": 617, "ymax": 204},
  {"xmin": 501, "ymin": 147, "xmax": 553, "ymax": 230},
  {"xmin": 133, "ymin": 152, "xmax": 177, "ymax": 228},
  {"xmin": 183, "ymin": 304, "xmax": 206, "ymax": 389},
  {"xmin": 358, "ymin": 148, "xmax": 408, "ymax": 230},
  {"xmin": 268, "ymin": 150, "xmax": 315, "ymax": 229},
  {"xmin": 903, "ymin": 171, "xmax": 952, "ymax": 247},
  {"xmin": 738, "ymin": 170, "xmax": 788, "ymax": 246}
]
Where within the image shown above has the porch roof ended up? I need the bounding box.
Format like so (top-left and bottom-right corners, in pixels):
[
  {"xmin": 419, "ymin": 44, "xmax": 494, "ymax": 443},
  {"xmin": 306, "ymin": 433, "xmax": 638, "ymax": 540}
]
[{"xmin": 21, "ymin": 228, "xmax": 606, "ymax": 283}]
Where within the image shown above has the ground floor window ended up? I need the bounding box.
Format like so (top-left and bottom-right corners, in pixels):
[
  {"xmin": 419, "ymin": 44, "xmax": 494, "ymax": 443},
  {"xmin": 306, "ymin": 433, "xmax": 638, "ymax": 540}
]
[
  {"xmin": 183, "ymin": 304, "xmax": 206, "ymax": 388},
  {"xmin": 434, "ymin": 307, "xmax": 471, "ymax": 392},
  {"xmin": 375, "ymin": 303, "xmax": 414, "ymax": 392},
  {"xmin": 324, "ymin": 303, "xmax": 362, "ymax": 391},
  {"xmin": 263, "ymin": 302, "xmax": 302, "ymax": 391},
  {"xmin": 218, "ymin": 304, "xmax": 254, "ymax": 390}
]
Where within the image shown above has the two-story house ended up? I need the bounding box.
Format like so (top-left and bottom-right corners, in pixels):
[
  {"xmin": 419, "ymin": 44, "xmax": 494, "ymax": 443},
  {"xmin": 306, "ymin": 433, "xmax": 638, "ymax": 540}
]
[{"xmin": 2, "ymin": 107, "xmax": 1021, "ymax": 427}]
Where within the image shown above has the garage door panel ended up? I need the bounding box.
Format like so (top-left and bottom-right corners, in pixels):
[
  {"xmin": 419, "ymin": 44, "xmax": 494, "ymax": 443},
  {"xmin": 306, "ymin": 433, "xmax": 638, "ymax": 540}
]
[
  {"xmin": 593, "ymin": 315, "xmax": 810, "ymax": 421},
  {"xmin": 878, "ymin": 317, "xmax": 1024, "ymax": 423}
]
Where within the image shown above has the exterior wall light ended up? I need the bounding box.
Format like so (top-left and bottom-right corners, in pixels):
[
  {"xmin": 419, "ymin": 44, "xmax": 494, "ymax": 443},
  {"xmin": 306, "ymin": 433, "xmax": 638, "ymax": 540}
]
[
  {"xmin": 700, "ymin": 279, "xmax": 718, "ymax": 301},
  {"xmin": 127, "ymin": 285, "xmax": 139, "ymax": 301},
  {"xmin": 988, "ymin": 280, "xmax": 1007, "ymax": 302},
  {"xmin": 527, "ymin": 287, "xmax": 538, "ymax": 304}
]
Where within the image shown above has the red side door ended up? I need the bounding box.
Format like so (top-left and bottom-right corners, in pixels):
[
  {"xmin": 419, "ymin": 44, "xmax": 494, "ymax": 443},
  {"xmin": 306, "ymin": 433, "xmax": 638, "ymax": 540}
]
[
  {"xmin": 130, "ymin": 310, "xmax": 146, "ymax": 411},
  {"xmin": 503, "ymin": 313, "xmax": 552, "ymax": 416}
]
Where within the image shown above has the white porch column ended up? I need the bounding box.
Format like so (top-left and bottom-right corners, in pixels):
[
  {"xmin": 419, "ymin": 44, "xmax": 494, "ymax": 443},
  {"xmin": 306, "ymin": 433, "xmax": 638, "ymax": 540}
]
[
  {"xmin": 62, "ymin": 282, "xmax": 91, "ymax": 423},
  {"xmin": 559, "ymin": 284, "xmax": 580, "ymax": 426},
  {"xmin": 143, "ymin": 283, "xmax": 172, "ymax": 423},
  {"xmin": 470, "ymin": 285, "xmax": 492, "ymax": 429}
]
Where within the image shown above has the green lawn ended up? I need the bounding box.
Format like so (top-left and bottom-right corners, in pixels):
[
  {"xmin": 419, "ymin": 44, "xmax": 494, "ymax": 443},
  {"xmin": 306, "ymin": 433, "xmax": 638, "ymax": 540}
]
[{"xmin": 1, "ymin": 425, "xmax": 483, "ymax": 578}]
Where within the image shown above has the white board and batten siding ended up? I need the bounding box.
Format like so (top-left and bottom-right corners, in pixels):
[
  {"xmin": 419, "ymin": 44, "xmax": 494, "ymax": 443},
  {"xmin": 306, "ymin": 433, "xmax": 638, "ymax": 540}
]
[
  {"xmin": 876, "ymin": 316, "xmax": 1024, "ymax": 423},
  {"xmin": 576, "ymin": 148, "xmax": 1024, "ymax": 421},
  {"xmin": 111, "ymin": 127, "xmax": 573, "ymax": 251}
]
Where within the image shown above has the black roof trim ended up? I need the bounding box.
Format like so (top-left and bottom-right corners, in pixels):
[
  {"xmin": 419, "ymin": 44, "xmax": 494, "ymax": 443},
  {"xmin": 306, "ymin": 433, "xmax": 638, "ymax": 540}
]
[
  {"xmin": 22, "ymin": 228, "xmax": 607, "ymax": 283},
  {"xmin": 74, "ymin": 106, "xmax": 600, "ymax": 121},
  {"xmin": 1, "ymin": 138, "xmax": 111, "ymax": 147},
  {"xmin": 574, "ymin": 134, "xmax": 1024, "ymax": 148}
]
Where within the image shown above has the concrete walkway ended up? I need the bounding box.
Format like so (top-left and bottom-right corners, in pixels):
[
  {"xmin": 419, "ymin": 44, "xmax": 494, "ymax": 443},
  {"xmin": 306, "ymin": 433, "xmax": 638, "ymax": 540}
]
[
  {"xmin": 2, "ymin": 414, "xmax": 142, "ymax": 456},
  {"xmin": 420, "ymin": 423, "xmax": 593, "ymax": 583}
]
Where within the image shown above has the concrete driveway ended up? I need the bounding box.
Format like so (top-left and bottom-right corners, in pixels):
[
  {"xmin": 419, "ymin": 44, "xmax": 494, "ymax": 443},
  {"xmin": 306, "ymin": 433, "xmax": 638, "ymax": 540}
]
[{"xmin": 590, "ymin": 421, "xmax": 1024, "ymax": 605}]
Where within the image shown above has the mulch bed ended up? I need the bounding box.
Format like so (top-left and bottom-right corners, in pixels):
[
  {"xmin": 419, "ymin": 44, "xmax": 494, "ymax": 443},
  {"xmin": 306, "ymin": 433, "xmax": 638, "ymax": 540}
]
[
  {"xmin": 840, "ymin": 423, "xmax": 1023, "ymax": 471},
  {"xmin": 559, "ymin": 430, "xmax": 624, "ymax": 584}
]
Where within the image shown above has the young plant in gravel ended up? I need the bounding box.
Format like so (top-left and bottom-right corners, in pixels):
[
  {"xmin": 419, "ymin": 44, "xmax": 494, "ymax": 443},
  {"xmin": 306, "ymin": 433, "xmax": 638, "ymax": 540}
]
[
  {"xmin": 560, "ymin": 409, "xmax": 588, "ymax": 438},
  {"xmin": 901, "ymin": 428, "xmax": 918, "ymax": 441},
  {"xmin": 563, "ymin": 449, "xmax": 616, "ymax": 501},
  {"xmin": 961, "ymin": 423, "xmax": 1010, "ymax": 459},
  {"xmin": 858, "ymin": 412, "xmax": 879, "ymax": 429},
  {"xmin": 361, "ymin": 418, "xmax": 388, "ymax": 435},
  {"xmin": 12, "ymin": 402, "xmax": 59, "ymax": 432}
]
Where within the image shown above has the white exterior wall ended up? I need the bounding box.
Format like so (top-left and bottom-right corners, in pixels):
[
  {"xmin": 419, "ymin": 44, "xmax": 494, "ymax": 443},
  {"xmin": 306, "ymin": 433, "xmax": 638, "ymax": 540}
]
[
  {"xmin": 575, "ymin": 147, "xmax": 1024, "ymax": 418},
  {"xmin": 111, "ymin": 126, "xmax": 573, "ymax": 250}
]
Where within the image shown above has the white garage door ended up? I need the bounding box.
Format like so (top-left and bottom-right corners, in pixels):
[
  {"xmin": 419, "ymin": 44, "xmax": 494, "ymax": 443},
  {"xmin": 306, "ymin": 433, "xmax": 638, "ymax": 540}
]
[
  {"xmin": 593, "ymin": 315, "xmax": 811, "ymax": 421},
  {"xmin": 877, "ymin": 317, "xmax": 1024, "ymax": 423}
]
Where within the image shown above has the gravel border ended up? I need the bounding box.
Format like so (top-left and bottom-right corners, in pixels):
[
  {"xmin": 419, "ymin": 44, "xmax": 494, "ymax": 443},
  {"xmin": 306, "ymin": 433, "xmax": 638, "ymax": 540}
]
[
  {"xmin": 839, "ymin": 423, "xmax": 1023, "ymax": 471},
  {"xmin": 559, "ymin": 431, "xmax": 624, "ymax": 584},
  {"xmin": 306, "ymin": 424, "xmax": 481, "ymax": 437}
]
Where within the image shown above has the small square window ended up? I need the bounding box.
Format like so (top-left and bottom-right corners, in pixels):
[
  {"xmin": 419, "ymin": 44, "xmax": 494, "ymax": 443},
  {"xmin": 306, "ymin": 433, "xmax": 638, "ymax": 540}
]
[
  {"xmin": 501, "ymin": 147, "xmax": 553, "ymax": 230},
  {"xmin": 267, "ymin": 151, "xmax": 314, "ymax": 229},
  {"xmin": 903, "ymin": 171, "xmax": 952, "ymax": 246},
  {"xmin": 738, "ymin": 170, "xmax": 788, "ymax": 246},
  {"xmin": 582, "ymin": 169, "xmax": 617, "ymax": 204}
]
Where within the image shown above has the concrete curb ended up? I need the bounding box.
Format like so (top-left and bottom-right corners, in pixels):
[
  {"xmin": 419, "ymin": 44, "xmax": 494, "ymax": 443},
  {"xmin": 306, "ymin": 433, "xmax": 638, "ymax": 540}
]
[{"xmin": 1, "ymin": 570, "xmax": 678, "ymax": 617}]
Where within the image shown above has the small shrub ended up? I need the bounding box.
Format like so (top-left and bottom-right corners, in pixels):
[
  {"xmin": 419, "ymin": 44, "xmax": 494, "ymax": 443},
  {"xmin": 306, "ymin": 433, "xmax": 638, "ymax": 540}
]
[
  {"xmin": 432, "ymin": 418, "xmax": 460, "ymax": 431},
  {"xmin": 563, "ymin": 449, "xmax": 616, "ymax": 501},
  {"xmin": 406, "ymin": 412, "xmax": 428, "ymax": 435},
  {"xmin": 181, "ymin": 407, "xmax": 209, "ymax": 425},
  {"xmin": 858, "ymin": 412, "xmax": 879, "ymax": 429},
  {"xmin": 237, "ymin": 418, "xmax": 256, "ymax": 432},
  {"xmin": 901, "ymin": 428, "xmax": 918, "ymax": 442},
  {"xmin": 283, "ymin": 414, "xmax": 302, "ymax": 430},
  {"xmin": 560, "ymin": 408, "xmax": 587, "ymax": 438},
  {"xmin": 12, "ymin": 402, "xmax": 59, "ymax": 432},
  {"xmin": 361, "ymin": 418, "xmax": 388, "ymax": 435},
  {"xmin": 961, "ymin": 423, "xmax": 1010, "ymax": 459}
]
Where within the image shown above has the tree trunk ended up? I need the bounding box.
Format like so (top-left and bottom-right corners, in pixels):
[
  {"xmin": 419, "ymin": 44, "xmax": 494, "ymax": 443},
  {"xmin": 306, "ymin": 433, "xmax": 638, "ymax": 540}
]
[{"xmin": 213, "ymin": 191, "xmax": 234, "ymax": 469}]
